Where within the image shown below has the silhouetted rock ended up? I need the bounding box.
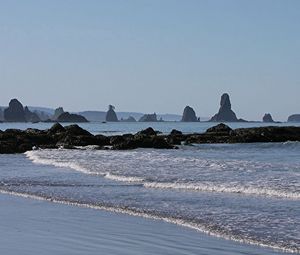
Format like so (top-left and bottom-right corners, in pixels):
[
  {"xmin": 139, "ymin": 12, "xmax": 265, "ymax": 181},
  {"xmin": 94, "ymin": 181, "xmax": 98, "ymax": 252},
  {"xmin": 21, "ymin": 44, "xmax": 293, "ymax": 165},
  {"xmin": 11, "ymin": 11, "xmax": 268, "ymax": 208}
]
[
  {"xmin": 206, "ymin": 123, "xmax": 232, "ymax": 134},
  {"xmin": 170, "ymin": 129, "xmax": 183, "ymax": 135},
  {"xmin": 105, "ymin": 105, "xmax": 118, "ymax": 122},
  {"xmin": 0, "ymin": 108, "xmax": 3, "ymax": 121},
  {"xmin": 120, "ymin": 116, "xmax": 136, "ymax": 122},
  {"xmin": 48, "ymin": 123, "xmax": 65, "ymax": 134},
  {"xmin": 136, "ymin": 127, "xmax": 157, "ymax": 136},
  {"xmin": 209, "ymin": 93, "xmax": 238, "ymax": 122},
  {"xmin": 52, "ymin": 107, "xmax": 64, "ymax": 120},
  {"xmin": 181, "ymin": 106, "xmax": 198, "ymax": 122},
  {"xmin": 288, "ymin": 114, "xmax": 300, "ymax": 122},
  {"xmin": 56, "ymin": 112, "xmax": 88, "ymax": 123},
  {"xmin": 24, "ymin": 106, "xmax": 41, "ymax": 123},
  {"xmin": 4, "ymin": 99, "xmax": 26, "ymax": 122},
  {"xmin": 263, "ymin": 113, "xmax": 274, "ymax": 123},
  {"xmin": 139, "ymin": 113, "xmax": 158, "ymax": 122}
]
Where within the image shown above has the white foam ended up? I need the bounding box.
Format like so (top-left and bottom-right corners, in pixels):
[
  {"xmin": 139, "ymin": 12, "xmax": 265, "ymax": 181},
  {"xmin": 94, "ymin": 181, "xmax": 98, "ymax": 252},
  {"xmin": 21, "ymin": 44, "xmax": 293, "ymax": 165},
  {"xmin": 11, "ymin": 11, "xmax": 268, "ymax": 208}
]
[{"xmin": 0, "ymin": 189, "xmax": 298, "ymax": 254}]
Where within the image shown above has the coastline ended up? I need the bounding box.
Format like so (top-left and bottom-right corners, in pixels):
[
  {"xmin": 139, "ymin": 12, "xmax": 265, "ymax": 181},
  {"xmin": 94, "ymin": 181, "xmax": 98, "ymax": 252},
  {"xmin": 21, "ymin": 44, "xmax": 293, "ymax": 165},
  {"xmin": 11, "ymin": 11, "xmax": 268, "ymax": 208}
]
[{"xmin": 0, "ymin": 192, "xmax": 293, "ymax": 255}]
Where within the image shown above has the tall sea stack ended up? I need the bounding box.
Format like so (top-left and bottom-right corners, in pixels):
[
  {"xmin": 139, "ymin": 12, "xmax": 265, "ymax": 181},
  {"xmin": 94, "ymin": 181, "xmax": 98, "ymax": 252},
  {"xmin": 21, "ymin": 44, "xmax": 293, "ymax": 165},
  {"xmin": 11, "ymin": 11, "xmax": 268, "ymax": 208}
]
[
  {"xmin": 181, "ymin": 106, "xmax": 198, "ymax": 122},
  {"xmin": 4, "ymin": 99, "xmax": 26, "ymax": 122},
  {"xmin": 262, "ymin": 113, "xmax": 274, "ymax": 123},
  {"xmin": 209, "ymin": 93, "xmax": 238, "ymax": 122},
  {"xmin": 105, "ymin": 105, "xmax": 118, "ymax": 122}
]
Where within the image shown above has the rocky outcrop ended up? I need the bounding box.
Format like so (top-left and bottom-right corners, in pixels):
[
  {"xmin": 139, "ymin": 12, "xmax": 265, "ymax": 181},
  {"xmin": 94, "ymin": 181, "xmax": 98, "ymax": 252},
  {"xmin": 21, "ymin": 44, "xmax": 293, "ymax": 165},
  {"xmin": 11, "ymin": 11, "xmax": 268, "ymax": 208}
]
[
  {"xmin": 56, "ymin": 112, "xmax": 89, "ymax": 123},
  {"xmin": 105, "ymin": 105, "xmax": 118, "ymax": 122},
  {"xmin": 263, "ymin": 113, "xmax": 274, "ymax": 123},
  {"xmin": 139, "ymin": 113, "xmax": 158, "ymax": 122},
  {"xmin": 0, "ymin": 108, "xmax": 4, "ymax": 121},
  {"xmin": 209, "ymin": 93, "xmax": 238, "ymax": 122},
  {"xmin": 2, "ymin": 123, "xmax": 300, "ymax": 154},
  {"xmin": 181, "ymin": 106, "xmax": 198, "ymax": 122},
  {"xmin": 52, "ymin": 107, "xmax": 64, "ymax": 121},
  {"xmin": 120, "ymin": 116, "xmax": 136, "ymax": 122},
  {"xmin": 288, "ymin": 114, "xmax": 300, "ymax": 122},
  {"xmin": 4, "ymin": 99, "xmax": 26, "ymax": 122},
  {"xmin": 24, "ymin": 106, "xmax": 41, "ymax": 123}
]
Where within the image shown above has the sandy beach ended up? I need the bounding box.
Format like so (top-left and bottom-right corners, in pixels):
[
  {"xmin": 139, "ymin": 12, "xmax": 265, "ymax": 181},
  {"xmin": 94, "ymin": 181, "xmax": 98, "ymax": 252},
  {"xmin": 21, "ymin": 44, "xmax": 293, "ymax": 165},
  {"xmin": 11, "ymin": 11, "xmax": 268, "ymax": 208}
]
[{"xmin": 0, "ymin": 193, "xmax": 292, "ymax": 255}]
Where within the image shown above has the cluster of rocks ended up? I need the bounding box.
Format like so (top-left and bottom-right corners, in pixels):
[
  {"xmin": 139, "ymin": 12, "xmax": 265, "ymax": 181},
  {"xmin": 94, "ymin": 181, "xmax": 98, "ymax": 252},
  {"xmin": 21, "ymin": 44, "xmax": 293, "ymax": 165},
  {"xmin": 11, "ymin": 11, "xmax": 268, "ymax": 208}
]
[
  {"xmin": 3, "ymin": 99, "xmax": 41, "ymax": 123},
  {"xmin": 139, "ymin": 113, "xmax": 163, "ymax": 122},
  {"xmin": 1, "ymin": 123, "xmax": 300, "ymax": 154},
  {"xmin": 45, "ymin": 107, "xmax": 88, "ymax": 123}
]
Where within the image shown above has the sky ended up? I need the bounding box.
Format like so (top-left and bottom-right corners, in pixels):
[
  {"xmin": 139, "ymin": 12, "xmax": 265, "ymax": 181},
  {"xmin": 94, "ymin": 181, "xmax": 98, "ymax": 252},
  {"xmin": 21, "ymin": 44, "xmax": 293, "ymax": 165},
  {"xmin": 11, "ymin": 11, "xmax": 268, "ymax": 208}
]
[{"xmin": 0, "ymin": 0, "xmax": 299, "ymax": 121}]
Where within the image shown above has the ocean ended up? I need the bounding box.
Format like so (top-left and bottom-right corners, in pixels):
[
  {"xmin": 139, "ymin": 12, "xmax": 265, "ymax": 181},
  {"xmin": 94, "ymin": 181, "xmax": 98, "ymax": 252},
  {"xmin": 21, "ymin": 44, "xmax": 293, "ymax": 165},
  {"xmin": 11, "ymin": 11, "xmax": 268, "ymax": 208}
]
[{"xmin": 0, "ymin": 121, "xmax": 299, "ymax": 254}]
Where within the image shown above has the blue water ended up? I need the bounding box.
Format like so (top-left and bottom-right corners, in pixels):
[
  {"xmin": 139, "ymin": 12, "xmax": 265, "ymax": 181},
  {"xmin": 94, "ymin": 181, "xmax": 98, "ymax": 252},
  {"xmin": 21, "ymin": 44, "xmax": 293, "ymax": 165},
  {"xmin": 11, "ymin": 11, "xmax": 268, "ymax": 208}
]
[{"xmin": 0, "ymin": 122, "xmax": 299, "ymax": 253}]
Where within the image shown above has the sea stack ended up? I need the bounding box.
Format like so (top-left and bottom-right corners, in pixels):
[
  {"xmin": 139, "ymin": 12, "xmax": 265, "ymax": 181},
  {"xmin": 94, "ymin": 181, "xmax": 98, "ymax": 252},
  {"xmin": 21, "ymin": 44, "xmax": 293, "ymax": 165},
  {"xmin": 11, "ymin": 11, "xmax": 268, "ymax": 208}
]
[
  {"xmin": 4, "ymin": 99, "xmax": 26, "ymax": 122},
  {"xmin": 139, "ymin": 113, "xmax": 158, "ymax": 122},
  {"xmin": 181, "ymin": 106, "xmax": 198, "ymax": 122},
  {"xmin": 262, "ymin": 113, "xmax": 274, "ymax": 123},
  {"xmin": 288, "ymin": 114, "xmax": 300, "ymax": 122},
  {"xmin": 24, "ymin": 106, "xmax": 41, "ymax": 123},
  {"xmin": 209, "ymin": 93, "xmax": 238, "ymax": 122},
  {"xmin": 105, "ymin": 105, "xmax": 118, "ymax": 122},
  {"xmin": 56, "ymin": 112, "xmax": 89, "ymax": 123},
  {"xmin": 52, "ymin": 107, "xmax": 64, "ymax": 120}
]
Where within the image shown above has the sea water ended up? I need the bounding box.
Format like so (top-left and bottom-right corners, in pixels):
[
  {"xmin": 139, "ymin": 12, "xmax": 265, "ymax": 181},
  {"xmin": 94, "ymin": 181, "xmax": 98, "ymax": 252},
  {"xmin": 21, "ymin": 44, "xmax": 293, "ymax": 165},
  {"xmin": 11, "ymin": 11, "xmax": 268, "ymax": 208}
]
[{"xmin": 0, "ymin": 122, "xmax": 299, "ymax": 253}]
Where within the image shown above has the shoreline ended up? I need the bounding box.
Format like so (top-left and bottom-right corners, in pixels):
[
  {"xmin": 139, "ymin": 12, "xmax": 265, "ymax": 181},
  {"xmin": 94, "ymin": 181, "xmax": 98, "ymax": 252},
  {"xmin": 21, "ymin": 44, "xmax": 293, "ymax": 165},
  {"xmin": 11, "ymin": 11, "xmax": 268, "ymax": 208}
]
[{"xmin": 0, "ymin": 192, "xmax": 293, "ymax": 255}]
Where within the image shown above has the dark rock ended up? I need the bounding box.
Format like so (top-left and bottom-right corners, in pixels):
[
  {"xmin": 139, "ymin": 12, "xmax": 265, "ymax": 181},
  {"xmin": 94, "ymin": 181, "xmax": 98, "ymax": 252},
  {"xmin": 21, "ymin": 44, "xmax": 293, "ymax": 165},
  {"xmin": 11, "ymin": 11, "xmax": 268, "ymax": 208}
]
[
  {"xmin": 287, "ymin": 114, "xmax": 300, "ymax": 122},
  {"xmin": 4, "ymin": 99, "xmax": 26, "ymax": 122},
  {"xmin": 105, "ymin": 105, "xmax": 118, "ymax": 122},
  {"xmin": 206, "ymin": 123, "xmax": 232, "ymax": 134},
  {"xmin": 48, "ymin": 123, "xmax": 66, "ymax": 134},
  {"xmin": 64, "ymin": 124, "xmax": 92, "ymax": 136},
  {"xmin": 181, "ymin": 106, "xmax": 198, "ymax": 122},
  {"xmin": 120, "ymin": 116, "xmax": 136, "ymax": 122},
  {"xmin": 139, "ymin": 113, "xmax": 158, "ymax": 122},
  {"xmin": 263, "ymin": 113, "xmax": 274, "ymax": 123},
  {"xmin": 136, "ymin": 127, "xmax": 157, "ymax": 136},
  {"xmin": 24, "ymin": 106, "xmax": 41, "ymax": 123},
  {"xmin": 209, "ymin": 93, "xmax": 238, "ymax": 122},
  {"xmin": 0, "ymin": 108, "xmax": 4, "ymax": 121},
  {"xmin": 53, "ymin": 107, "xmax": 64, "ymax": 120},
  {"xmin": 56, "ymin": 112, "xmax": 89, "ymax": 123},
  {"xmin": 170, "ymin": 129, "xmax": 183, "ymax": 135}
]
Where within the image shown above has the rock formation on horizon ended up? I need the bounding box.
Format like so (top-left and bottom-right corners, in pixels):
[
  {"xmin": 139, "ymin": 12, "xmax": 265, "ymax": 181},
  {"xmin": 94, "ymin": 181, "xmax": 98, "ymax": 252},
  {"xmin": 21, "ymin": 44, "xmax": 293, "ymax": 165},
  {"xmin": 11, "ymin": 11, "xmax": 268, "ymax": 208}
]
[
  {"xmin": 24, "ymin": 106, "xmax": 41, "ymax": 123},
  {"xmin": 4, "ymin": 99, "xmax": 26, "ymax": 122},
  {"xmin": 120, "ymin": 116, "xmax": 136, "ymax": 122},
  {"xmin": 105, "ymin": 105, "xmax": 118, "ymax": 122},
  {"xmin": 52, "ymin": 107, "xmax": 64, "ymax": 120},
  {"xmin": 56, "ymin": 112, "xmax": 89, "ymax": 123},
  {"xmin": 0, "ymin": 108, "xmax": 4, "ymax": 121},
  {"xmin": 262, "ymin": 113, "xmax": 274, "ymax": 123},
  {"xmin": 181, "ymin": 106, "xmax": 199, "ymax": 122},
  {"xmin": 209, "ymin": 93, "xmax": 238, "ymax": 122},
  {"xmin": 288, "ymin": 114, "xmax": 300, "ymax": 122},
  {"xmin": 139, "ymin": 113, "xmax": 158, "ymax": 122}
]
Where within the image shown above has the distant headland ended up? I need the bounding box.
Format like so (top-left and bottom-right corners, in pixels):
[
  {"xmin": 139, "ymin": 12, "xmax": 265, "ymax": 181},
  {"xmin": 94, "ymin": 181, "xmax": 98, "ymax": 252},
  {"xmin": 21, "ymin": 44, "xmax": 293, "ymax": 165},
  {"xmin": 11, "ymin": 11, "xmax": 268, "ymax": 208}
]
[{"xmin": 0, "ymin": 93, "xmax": 299, "ymax": 123}]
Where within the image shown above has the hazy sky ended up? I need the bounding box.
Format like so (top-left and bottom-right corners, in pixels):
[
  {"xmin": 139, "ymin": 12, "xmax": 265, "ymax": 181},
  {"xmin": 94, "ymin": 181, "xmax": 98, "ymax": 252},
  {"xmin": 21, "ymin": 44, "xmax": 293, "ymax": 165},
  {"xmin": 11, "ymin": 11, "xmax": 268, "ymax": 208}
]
[{"xmin": 0, "ymin": 0, "xmax": 299, "ymax": 120}]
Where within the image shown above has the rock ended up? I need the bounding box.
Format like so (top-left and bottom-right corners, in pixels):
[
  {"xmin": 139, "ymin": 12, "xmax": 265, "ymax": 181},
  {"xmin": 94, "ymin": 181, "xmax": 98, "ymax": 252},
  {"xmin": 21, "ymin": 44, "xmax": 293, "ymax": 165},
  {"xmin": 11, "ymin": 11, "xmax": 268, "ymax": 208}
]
[
  {"xmin": 120, "ymin": 116, "xmax": 136, "ymax": 122},
  {"xmin": 170, "ymin": 129, "xmax": 183, "ymax": 135},
  {"xmin": 206, "ymin": 123, "xmax": 232, "ymax": 134},
  {"xmin": 263, "ymin": 113, "xmax": 274, "ymax": 123},
  {"xmin": 136, "ymin": 127, "xmax": 157, "ymax": 136},
  {"xmin": 0, "ymin": 108, "xmax": 4, "ymax": 121},
  {"xmin": 56, "ymin": 112, "xmax": 89, "ymax": 123},
  {"xmin": 181, "ymin": 106, "xmax": 198, "ymax": 122},
  {"xmin": 287, "ymin": 114, "xmax": 300, "ymax": 122},
  {"xmin": 53, "ymin": 107, "xmax": 64, "ymax": 120},
  {"xmin": 105, "ymin": 105, "xmax": 118, "ymax": 122},
  {"xmin": 64, "ymin": 124, "xmax": 92, "ymax": 136},
  {"xmin": 209, "ymin": 93, "xmax": 238, "ymax": 122},
  {"xmin": 4, "ymin": 99, "xmax": 26, "ymax": 122},
  {"xmin": 48, "ymin": 123, "xmax": 66, "ymax": 134},
  {"xmin": 24, "ymin": 106, "xmax": 41, "ymax": 123},
  {"xmin": 139, "ymin": 113, "xmax": 158, "ymax": 122}
]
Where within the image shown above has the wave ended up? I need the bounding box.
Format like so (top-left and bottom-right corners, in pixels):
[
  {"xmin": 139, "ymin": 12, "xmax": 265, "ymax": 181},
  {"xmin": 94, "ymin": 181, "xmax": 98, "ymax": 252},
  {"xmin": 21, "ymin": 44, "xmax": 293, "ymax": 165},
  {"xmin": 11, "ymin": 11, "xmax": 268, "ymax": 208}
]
[
  {"xmin": 25, "ymin": 150, "xmax": 300, "ymax": 200},
  {"xmin": 0, "ymin": 188, "xmax": 298, "ymax": 254}
]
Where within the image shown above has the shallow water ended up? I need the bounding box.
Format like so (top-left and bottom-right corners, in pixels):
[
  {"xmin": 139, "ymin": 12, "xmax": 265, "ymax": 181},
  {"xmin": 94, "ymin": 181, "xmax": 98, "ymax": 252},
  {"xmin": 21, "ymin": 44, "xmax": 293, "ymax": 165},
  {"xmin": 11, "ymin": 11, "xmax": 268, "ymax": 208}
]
[{"xmin": 0, "ymin": 122, "xmax": 299, "ymax": 253}]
